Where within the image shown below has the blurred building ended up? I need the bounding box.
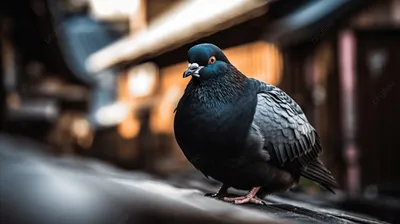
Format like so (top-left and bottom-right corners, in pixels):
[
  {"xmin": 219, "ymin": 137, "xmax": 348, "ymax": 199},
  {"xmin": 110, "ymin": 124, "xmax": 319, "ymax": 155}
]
[{"xmin": 86, "ymin": 0, "xmax": 400, "ymax": 196}]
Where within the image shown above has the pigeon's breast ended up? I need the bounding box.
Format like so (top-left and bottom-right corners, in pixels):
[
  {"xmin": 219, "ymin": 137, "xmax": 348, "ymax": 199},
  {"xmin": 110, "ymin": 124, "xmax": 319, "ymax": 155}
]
[{"xmin": 174, "ymin": 91, "xmax": 257, "ymax": 162}]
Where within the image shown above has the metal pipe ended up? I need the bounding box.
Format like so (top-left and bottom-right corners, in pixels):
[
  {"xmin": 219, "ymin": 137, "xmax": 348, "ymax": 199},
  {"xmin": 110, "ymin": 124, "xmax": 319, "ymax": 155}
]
[{"xmin": 338, "ymin": 29, "xmax": 360, "ymax": 197}]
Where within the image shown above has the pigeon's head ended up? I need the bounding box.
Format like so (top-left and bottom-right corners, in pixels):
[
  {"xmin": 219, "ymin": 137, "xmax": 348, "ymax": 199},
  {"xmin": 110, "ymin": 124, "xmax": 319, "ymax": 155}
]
[{"xmin": 183, "ymin": 43, "xmax": 231, "ymax": 81}]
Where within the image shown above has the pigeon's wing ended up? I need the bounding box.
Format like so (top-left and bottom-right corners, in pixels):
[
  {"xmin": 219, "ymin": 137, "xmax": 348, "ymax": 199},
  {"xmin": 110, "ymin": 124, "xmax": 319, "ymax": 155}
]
[
  {"xmin": 251, "ymin": 79, "xmax": 320, "ymax": 166},
  {"xmin": 248, "ymin": 78, "xmax": 337, "ymax": 191}
]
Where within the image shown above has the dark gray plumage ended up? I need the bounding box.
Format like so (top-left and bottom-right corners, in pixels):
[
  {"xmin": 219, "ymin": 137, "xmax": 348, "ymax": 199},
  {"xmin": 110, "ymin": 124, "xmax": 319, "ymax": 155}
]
[{"xmin": 174, "ymin": 43, "xmax": 337, "ymax": 205}]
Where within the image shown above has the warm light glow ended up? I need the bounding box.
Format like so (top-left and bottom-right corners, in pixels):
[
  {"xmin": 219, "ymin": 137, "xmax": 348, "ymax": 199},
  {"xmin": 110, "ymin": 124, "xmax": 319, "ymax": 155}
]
[
  {"xmin": 127, "ymin": 62, "xmax": 158, "ymax": 98},
  {"xmin": 117, "ymin": 63, "xmax": 158, "ymax": 138},
  {"xmin": 118, "ymin": 113, "xmax": 140, "ymax": 139},
  {"xmin": 150, "ymin": 85, "xmax": 184, "ymax": 133},
  {"xmin": 129, "ymin": 71, "xmax": 151, "ymax": 97},
  {"xmin": 71, "ymin": 118, "xmax": 93, "ymax": 149},
  {"xmin": 94, "ymin": 102, "xmax": 130, "ymax": 127},
  {"xmin": 72, "ymin": 118, "xmax": 90, "ymax": 139}
]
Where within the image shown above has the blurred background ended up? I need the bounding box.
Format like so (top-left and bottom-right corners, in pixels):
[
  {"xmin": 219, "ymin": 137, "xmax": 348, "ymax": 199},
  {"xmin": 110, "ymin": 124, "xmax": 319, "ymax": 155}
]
[{"xmin": 0, "ymin": 0, "xmax": 399, "ymax": 223}]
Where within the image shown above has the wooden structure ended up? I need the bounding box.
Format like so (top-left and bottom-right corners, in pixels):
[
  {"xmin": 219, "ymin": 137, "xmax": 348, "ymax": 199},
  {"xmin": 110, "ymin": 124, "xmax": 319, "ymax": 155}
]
[{"xmin": 86, "ymin": 0, "xmax": 270, "ymax": 72}]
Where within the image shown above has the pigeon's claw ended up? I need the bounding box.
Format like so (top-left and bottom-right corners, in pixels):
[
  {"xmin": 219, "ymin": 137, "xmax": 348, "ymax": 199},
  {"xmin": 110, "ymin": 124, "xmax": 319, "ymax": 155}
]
[
  {"xmin": 222, "ymin": 186, "xmax": 265, "ymax": 205},
  {"xmin": 223, "ymin": 196, "xmax": 266, "ymax": 205},
  {"xmin": 223, "ymin": 195, "xmax": 246, "ymax": 201},
  {"xmin": 235, "ymin": 197, "xmax": 266, "ymax": 205}
]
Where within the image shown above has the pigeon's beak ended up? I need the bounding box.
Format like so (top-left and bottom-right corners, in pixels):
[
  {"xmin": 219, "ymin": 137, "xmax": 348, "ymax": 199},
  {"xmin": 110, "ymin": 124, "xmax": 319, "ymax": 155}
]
[{"xmin": 183, "ymin": 63, "xmax": 203, "ymax": 78}]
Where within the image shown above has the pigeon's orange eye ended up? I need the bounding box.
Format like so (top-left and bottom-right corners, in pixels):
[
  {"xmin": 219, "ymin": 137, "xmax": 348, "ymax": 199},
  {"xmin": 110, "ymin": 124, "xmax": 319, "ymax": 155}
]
[{"xmin": 208, "ymin": 56, "xmax": 216, "ymax": 65}]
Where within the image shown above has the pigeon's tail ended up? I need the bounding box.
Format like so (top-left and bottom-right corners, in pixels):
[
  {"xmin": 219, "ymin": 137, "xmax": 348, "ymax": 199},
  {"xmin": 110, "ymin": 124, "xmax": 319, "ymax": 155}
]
[{"xmin": 300, "ymin": 158, "xmax": 338, "ymax": 194}]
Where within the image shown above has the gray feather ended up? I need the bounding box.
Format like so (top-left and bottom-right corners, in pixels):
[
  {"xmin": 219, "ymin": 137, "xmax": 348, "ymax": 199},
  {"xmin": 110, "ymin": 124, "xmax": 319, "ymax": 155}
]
[{"xmin": 250, "ymin": 81, "xmax": 321, "ymax": 166}]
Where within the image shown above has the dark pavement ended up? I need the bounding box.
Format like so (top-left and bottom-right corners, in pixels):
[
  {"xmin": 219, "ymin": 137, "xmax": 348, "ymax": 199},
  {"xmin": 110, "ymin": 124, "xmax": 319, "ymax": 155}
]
[{"xmin": 0, "ymin": 135, "xmax": 390, "ymax": 224}]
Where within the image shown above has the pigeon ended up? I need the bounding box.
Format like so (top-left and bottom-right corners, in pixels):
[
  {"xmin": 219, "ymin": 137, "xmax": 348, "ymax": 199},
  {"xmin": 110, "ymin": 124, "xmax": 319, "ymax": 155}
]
[{"xmin": 173, "ymin": 43, "xmax": 338, "ymax": 205}]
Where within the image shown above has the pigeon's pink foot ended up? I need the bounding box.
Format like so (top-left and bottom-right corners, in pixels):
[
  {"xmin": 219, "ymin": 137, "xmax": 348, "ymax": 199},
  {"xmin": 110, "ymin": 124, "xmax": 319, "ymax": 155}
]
[
  {"xmin": 222, "ymin": 187, "xmax": 265, "ymax": 205},
  {"xmin": 234, "ymin": 197, "xmax": 265, "ymax": 205},
  {"xmin": 223, "ymin": 196, "xmax": 247, "ymax": 201}
]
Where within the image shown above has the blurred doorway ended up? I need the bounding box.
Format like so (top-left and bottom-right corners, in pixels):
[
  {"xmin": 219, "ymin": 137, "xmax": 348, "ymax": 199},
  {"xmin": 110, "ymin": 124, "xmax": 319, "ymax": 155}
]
[{"xmin": 356, "ymin": 30, "xmax": 400, "ymax": 188}]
